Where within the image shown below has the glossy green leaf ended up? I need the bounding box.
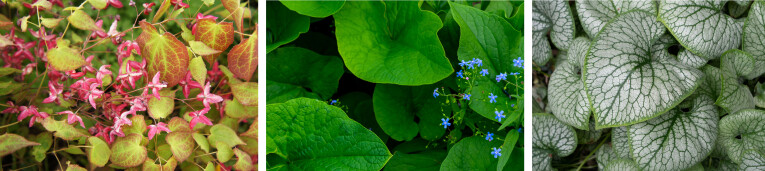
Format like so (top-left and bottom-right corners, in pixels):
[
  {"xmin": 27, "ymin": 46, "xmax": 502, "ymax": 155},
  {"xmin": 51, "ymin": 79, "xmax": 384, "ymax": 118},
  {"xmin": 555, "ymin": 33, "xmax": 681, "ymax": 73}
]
[
  {"xmin": 575, "ymin": 0, "xmax": 656, "ymax": 38},
  {"xmin": 659, "ymin": 0, "xmax": 743, "ymax": 59},
  {"xmin": 584, "ymin": 10, "xmax": 702, "ymax": 129},
  {"xmin": 266, "ymin": 47, "xmax": 343, "ymax": 104},
  {"xmin": 167, "ymin": 131, "xmax": 194, "ymax": 162},
  {"xmin": 628, "ymin": 95, "xmax": 718, "ymax": 170},
  {"xmin": 148, "ymin": 89, "xmax": 176, "ymax": 119},
  {"xmin": 47, "ymin": 40, "xmax": 87, "ymax": 72},
  {"xmin": 280, "ymin": 1, "xmax": 345, "ymax": 17},
  {"xmin": 110, "ymin": 133, "xmax": 147, "ymax": 168},
  {"xmin": 208, "ymin": 124, "xmax": 245, "ymax": 148},
  {"xmin": 266, "ymin": 2, "xmax": 309, "ymax": 53},
  {"xmin": 497, "ymin": 131, "xmax": 520, "ymax": 171},
  {"xmin": 267, "ymin": 98, "xmax": 391, "ymax": 170},
  {"xmin": 743, "ymin": 1, "xmax": 765, "ymax": 79},
  {"xmin": 373, "ymin": 84, "xmax": 445, "ymax": 141},
  {"xmin": 87, "ymin": 137, "xmax": 110, "ymax": 167},
  {"xmin": 440, "ymin": 136, "xmax": 503, "ymax": 170},
  {"xmin": 0, "ymin": 133, "xmax": 40, "ymax": 157},
  {"xmin": 334, "ymin": 1, "xmax": 452, "ymax": 85},
  {"xmin": 717, "ymin": 49, "xmax": 756, "ymax": 114},
  {"xmin": 532, "ymin": 0, "xmax": 574, "ymax": 65},
  {"xmin": 548, "ymin": 37, "xmax": 590, "ymax": 130},
  {"xmin": 136, "ymin": 21, "xmax": 190, "ymax": 87},
  {"xmin": 384, "ymin": 151, "xmax": 446, "ymax": 171},
  {"xmin": 532, "ymin": 113, "xmax": 577, "ymax": 170},
  {"xmin": 719, "ymin": 109, "xmax": 765, "ymax": 164},
  {"xmin": 41, "ymin": 117, "xmax": 87, "ymax": 141}
]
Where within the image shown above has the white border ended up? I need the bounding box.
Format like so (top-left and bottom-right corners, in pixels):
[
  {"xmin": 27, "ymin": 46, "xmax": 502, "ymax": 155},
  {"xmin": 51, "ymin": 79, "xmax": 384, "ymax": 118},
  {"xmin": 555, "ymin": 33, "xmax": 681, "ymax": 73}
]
[
  {"xmin": 257, "ymin": 0, "xmax": 266, "ymax": 170},
  {"xmin": 523, "ymin": 1, "xmax": 532, "ymax": 171}
]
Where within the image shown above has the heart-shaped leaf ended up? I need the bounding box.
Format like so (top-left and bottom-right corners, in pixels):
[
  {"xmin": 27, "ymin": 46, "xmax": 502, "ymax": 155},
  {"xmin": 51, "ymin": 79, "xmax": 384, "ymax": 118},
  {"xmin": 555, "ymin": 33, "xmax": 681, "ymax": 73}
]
[
  {"xmin": 0, "ymin": 133, "xmax": 40, "ymax": 157},
  {"xmin": 193, "ymin": 133, "xmax": 210, "ymax": 153},
  {"xmin": 47, "ymin": 40, "xmax": 86, "ymax": 72},
  {"xmin": 659, "ymin": 0, "xmax": 743, "ymax": 59},
  {"xmin": 334, "ymin": 1, "xmax": 452, "ymax": 85},
  {"xmin": 216, "ymin": 142, "xmax": 234, "ymax": 162},
  {"xmin": 207, "ymin": 124, "xmax": 244, "ymax": 148},
  {"xmin": 87, "ymin": 137, "xmax": 110, "ymax": 167},
  {"xmin": 628, "ymin": 95, "xmax": 718, "ymax": 170},
  {"xmin": 373, "ymin": 84, "xmax": 446, "ymax": 141},
  {"xmin": 148, "ymin": 89, "xmax": 176, "ymax": 119},
  {"xmin": 548, "ymin": 37, "xmax": 590, "ymax": 130},
  {"xmin": 743, "ymin": 1, "xmax": 765, "ymax": 79},
  {"xmin": 227, "ymin": 35, "xmax": 257, "ymax": 81},
  {"xmin": 740, "ymin": 150, "xmax": 765, "ymax": 170},
  {"xmin": 167, "ymin": 117, "xmax": 191, "ymax": 132},
  {"xmin": 188, "ymin": 57, "xmax": 207, "ymax": 85},
  {"xmin": 122, "ymin": 114, "xmax": 146, "ymax": 135},
  {"xmin": 532, "ymin": 113, "xmax": 577, "ymax": 170},
  {"xmin": 110, "ymin": 133, "xmax": 147, "ymax": 168},
  {"xmin": 719, "ymin": 109, "xmax": 765, "ymax": 164},
  {"xmin": 136, "ymin": 21, "xmax": 190, "ymax": 87},
  {"xmin": 717, "ymin": 49, "xmax": 755, "ymax": 114},
  {"xmin": 224, "ymin": 98, "xmax": 256, "ymax": 119},
  {"xmin": 575, "ymin": 0, "xmax": 656, "ymax": 38},
  {"xmin": 266, "ymin": 2, "xmax": 309, "ymax": 53},
  {"xmin": 266, "ymin": 47, "xmax": 343, "ymax": 104},
  {"xmin": 68, "ymin": 10, "xmax": 104, "ymax": 32},
  {"xmin": 267, "ymin": 98, "xmax": 391, "ymax": 170},
  {"xmin": 233, "ymin": 148, "xmax": 254, "ymax": 170},
  {"xmin": 194, "ymin": 19, "xmax": 234, "ymax": 63},
  {"xmin": 166, "ymin": 131, "xmax": 195, "ymax": 162},
  {"xmin": 584, "ymin": 10, "xmax": 702, "ymax": 129},
  {"xmin": 220, "ymin": 0, "xmax": 244, "ymax": 34},
  {"xmin": 440, "ymin": 136, "xmax": 504, "ymax": 170},
  {"xmin": 280, "ymin": 1, "xmax": 345, "ymax": 18},
  {"xmin": 532, "ymin": 0, "xmax": 575, "ymax": 65},
  {"xmin": 41, "ymin": 117, "xmax": 87, "ymax": 140},
  {"xmin": 231, "ymin": 82, "xmax": 257, "ymax": 106}
]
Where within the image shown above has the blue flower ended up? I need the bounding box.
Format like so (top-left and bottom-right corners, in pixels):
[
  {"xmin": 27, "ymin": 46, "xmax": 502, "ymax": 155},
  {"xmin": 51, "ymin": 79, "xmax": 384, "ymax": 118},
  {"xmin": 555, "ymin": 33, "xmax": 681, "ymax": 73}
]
[
  {"xmin": 486, "ymin": 132, "xmax": 494, "ymax": 141},
  {"xmin": 518, "ymin": 128, "xmax": 522, "ymax": 133},
  {"xmin": 489, "ymin": 93, "xmax": 498, "ymax": 103},
  {"xmin": 496, "ymin": 72, "xmax": 507, "ymax": 82},
  {"xmin": 441, "ymin": 118, "xmax": 451, "ymax": 129},
  {"xmin": 472, "ymin": 58, "xmax": 483, "ymax": 67},
  {"xmin": 463, "ymin": 94, "xmax": 471, "ymax": 100},
  {"xmin": 491, "ymin": 147, "xmax": 502, "ymax": 158},
  {"xmin": 457, "ymin": 70, "xmax": 464, "ymax": 78},
  {"xmin": 513, "ymin": 57, "xmax": 523, "ymax": 68},
  {"xmin": 495, "ymin": 110, "xmax": 506, "ymax": 122},
  {"xmin": 330, "ymin": 100, "xmax": 338, "ymax": 105},
  {"xmin": 480, "ymin": 69, "xmax": 489, "ymax": 76},
  {"xmin": 466, "ymin": 63, "xmax": 475, "ymax": 69},
  {"xmin": 459, "ymin": 60, "xmax": 469, "ymax": 67},
  {"xmin": 511, "ymin": 104, "xmax": 515, "ymax": 107},
  {"xmin": 509, "ymin": 72, "xmax": 520, "ymax": 75},
  {"xmin": 433, "ymin": 88, "xmax": 439, "ymax": 98}
]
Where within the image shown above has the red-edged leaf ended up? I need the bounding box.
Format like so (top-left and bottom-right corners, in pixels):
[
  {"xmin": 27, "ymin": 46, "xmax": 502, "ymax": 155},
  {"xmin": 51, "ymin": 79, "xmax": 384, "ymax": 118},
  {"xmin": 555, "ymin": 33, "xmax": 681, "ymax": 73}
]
[
  {"xmin": 195, "ymin": 19, "xmax": 234, "ymax": 63},
  {"xmin": 136, "ymin": 21, "xmax": 190, "ymax": 87},
  {"xmin": 231, "ymin": 82, "xmax": 257, "ymax": 106},
  {"xmin": 221, "ymin": 0, "xmax": 244, "ymax": 34},
  {"xmin": 67, "ymin": 10, "xmax": 104, "ymax": 32},
  {"xmin": 109, "ymin": 133, "xmax": 147, "ymax": 168},
  {"xmin": 47, "ymin": 39, "xmax": 87, "ymax": 71},
  {"xmin": 227, "ymin": 34, "xmax": 257, "ymax": 81},
  {"xmin": 167, "ymin": 117, "xmax": 191, "ymax": 132},
  {"xmin": 233, "ymin": 148, "xmax": 254, "ymax": 171},
  {"xmin": 166, "ymin": 131, "xmax": 195, "ymax": 162},
  {"xmin": 0, "ymin": 134, "xmax": 40, "ymax": 157}
]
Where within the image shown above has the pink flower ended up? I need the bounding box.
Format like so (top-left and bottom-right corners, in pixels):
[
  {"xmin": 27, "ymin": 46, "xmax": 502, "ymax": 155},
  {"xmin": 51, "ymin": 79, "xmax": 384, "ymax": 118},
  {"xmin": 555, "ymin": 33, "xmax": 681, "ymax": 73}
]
[
  {"xmin": 65, "ymin": 70, "xmax": 85, "ymax": 79},
  {"xmin": 87, "ymin": 83, "xmax": 104, "ymax": 109},
  {"xmin": 207, "ymin": 61, "xmax": 223, "ymax": 82},
  {"xmin": 146, "ymin": 72, "xmax": 167, "ymax": 100},
  {"xmin": 117, "ymin": 63, "xmax": 143, "ymax": 89},
  {"xmin": 142, "ymin": 3, "xmax": 156, "ymax": 15},
  {"xmin": 1, "ymin": 101, "xmax": 20, "ymax": 114},
  {"xmin": 128, "ymin": 98, "xmax": 147, "ymax": 113},
  {"xmin": 170, "ymin": 0, "xmax": 189, "ymax": 9},
  {"xmin": 21, "ymin": 63, "xmax": 36, "ymax": 80},
  {"xmin": 117, "ymin": 41, "xmax": 141, "ymax": 63},
  {"xmin": 96, "ymin": 65, "xmax": 112, "ymax": 83},
  {"xmin": 147, "ymin": 122, "xmax": 170, "ymax": 140},
  {"xmin": 189, "ymin": 107, "xmax": 212, "ymax": 129},
  {"xmin": 90, "ymin": 20, "xmax": 107, "ymax": 38},
  {"xmin": 197, "ymin": 82, "xmax": 223, "ymax": 108},
  {"xmin": 60, "ymin": 111, "xmax": 85, "ymax": 128},
  {"xmin": 82, "ymin": 55, "xmax": 96, "ymax": 73},
  {"xmin": 179, "ymin": 71, "xmax": 202, "ymax": 98},
  {"xmin": 107, "ymin": 19, "xmax": 125, "ymax": 45},
  {"xmin": 18, "ymin": 106, "xmax": 48, "ymax": 127},
  {"xmin": 42, "ymin": 82, "xmax": 62, "ymax": 103},
  {"xmin": 107, "ymin": 0, "xmax": 123, "ymax": 8}
]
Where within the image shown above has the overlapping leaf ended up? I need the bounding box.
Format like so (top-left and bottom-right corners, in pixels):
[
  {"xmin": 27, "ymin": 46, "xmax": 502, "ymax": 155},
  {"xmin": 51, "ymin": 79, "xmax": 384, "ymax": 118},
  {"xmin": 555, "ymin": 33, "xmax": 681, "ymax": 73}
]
[
  {"xmin": 440, "ymin": 137, "xmax": 503, "ymax": 170},
  {"xmin": 717, "ymin": 49, "xmax": 756, "ymax": 114},
  {"xmin": 575, "ymin": 0, "xmax": 655, "ymax": 38},
  {"xmin": 266, "ymin": 2, "xmax": 309, "ymax": 53},
  {"xmin": 532, "ymin": 113, "xmax": 577, "ymax": 170},
  {"xmin": 228, "ymin": 35, "xmax": 257, "ymax": 81},
  {"xmin": 659, "ymin": 0, "xmax": 743, "ymax": 59},
  {"xmin": 266, "ymin": 47, "xmax": 342, "ymax": 104},
  {"xmin": 743, "ymin": 1, "xmax": 765, "ymax": 79},
  {"xmin": 280, "ymin": 1, "xmax": 345, "ymax": 18},
  {"xmin": 136, "ymin": 21, "xmax": 189, "ymax": 87},
  {"xmin": 0, "ymin": 133, "xmax": 39, "ymax": 157},
  {"xmin": 195, "ymin": 19, "xmax": 234, "ymax": 63},
  {"xmin": 532, "ymin": 0, "xmax": 574, "ymax": 65},
  {"xmin": 110, "ymin": 133, "xmax": 147, "ymax": 168},
  {"xmin": 548, "ymin": 37, "xmax": 589, "ymax": 130},
  {"xmin": 719, "ymin": 109, "xmax": 765, "ymax": 164},
  {"xmin": 373, "ymin": 84, "xmax": 446, "ymax": 141}
]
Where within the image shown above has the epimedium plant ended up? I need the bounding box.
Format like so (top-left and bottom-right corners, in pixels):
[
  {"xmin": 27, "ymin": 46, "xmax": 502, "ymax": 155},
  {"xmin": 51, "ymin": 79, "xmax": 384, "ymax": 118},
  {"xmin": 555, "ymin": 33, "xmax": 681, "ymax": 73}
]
[
  {"xmin": 0, "ymin": 0, "xmax": 257, "ymax": 170},
  {"xmin": 265, "ymin": 1, "xmax": 524, "ymax": 170},
  {"xmin": 533, "ymin": 0, "xmax": 765, "ymax": 170}
]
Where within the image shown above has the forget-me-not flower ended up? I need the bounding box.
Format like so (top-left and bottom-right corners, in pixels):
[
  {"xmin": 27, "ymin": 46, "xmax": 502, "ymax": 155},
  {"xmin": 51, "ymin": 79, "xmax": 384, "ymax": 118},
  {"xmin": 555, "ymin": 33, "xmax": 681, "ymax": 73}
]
[
  {"xmin": 433, "ymin": 88, "xmax": 439, "ymax": 98},
  {"xmin": 480, "ymin": 69, "xmax": 489, "ymax": 76},
  {"xmin": 496, "ymin": 72, "xmax": 507, "ymax": 82},
  {"xmin": 441, "ymin": 118, "xmax": 451, "ymax": 129},
  {"xmin": 489, "ymin": 93, "xmax": 498, "ymax": 103},
  {"xmin": 491, "ymin": 147, "xmax": 502, "ymax": 158},
  {"xmin": 464, "ymin": 94, "xmax": 471, "ymax": 100},
  {"xmin": 495, "ymin": 110, "xmax": 506, "ymax": 122},
  {"xmin": 459, "ymin": 60, "xmax": 469, "ymax": 67},
  {"xmin": 518, "ymin": 128, "xmax": 522, "ymax": 133},
  {"xmin": 513, "ymin": 57, "xmax": 523, "ymax": 68},
  {"xmin": 457, "ymin": 70, "xmax": 464, "ymax": 78},
  {"xmin": 486, "ymin": 132, "xmax": 494, "ymax": 141},
  {"xmin": 472, "ymin": 58, "xmax": 483, "ymax": 67},
  {"xmin": 330, "ymin": 100, "xmax": 337, "ymax": 105}
]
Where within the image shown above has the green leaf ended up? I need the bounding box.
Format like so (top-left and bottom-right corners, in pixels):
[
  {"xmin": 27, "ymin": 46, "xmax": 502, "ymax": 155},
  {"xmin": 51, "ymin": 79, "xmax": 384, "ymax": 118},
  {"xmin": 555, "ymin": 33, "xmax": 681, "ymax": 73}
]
[
  {"xmin": 194, "ymin": 19, "xmax": 234, "ymax": 63},
  {"xmin": 167, "ymin": 117, "xmax": 191, "ymax": 132},
  {"xmin": 449, "ymin": 2, "xmax": 523, "ymax": 123},
  {"xmin": 740, "ymin": 151, "xmax": 765, "ymax": 170},
  {"xmin": 41, "ymin": 117, "xmax": 87, "ymax": 140},
  {"xmin": 224, "ymin": 98, "xmax": 257, "ymax": 119},
  {"xmin": 627, "ymin": 95, "xmax": 718, "ymax": 170},
  {"xmin": 383, "ymin": 151, "xmax": 446, "ymax": 171},
  {"xmin": 743, "ymin": 1, "xmax": 765, "ymax": 79},
  {"xmin": 719, "ymin": 109, "xmax": 765, "ymax": 164},
  {"xmin": 548, "ymin": 37, "xmax": 590, "ymax": 130},
  {"xmin": 532, "ymin": 0, "xmax": 575, "ymax": 65},
  {"xmin": 532, "ymin": 113, "xmax": 577, "ymax": 170},
  {"xmin": 267, "ymin": 98, "xmax": 391, "ymax": 170},
  {"xmin": 280, "ymin": 1, "xmax": 345, "ymax": 18},
  {"xmin": 0, "ymin": 133, "xmax": 40, "ymax": 157},
  {"xmin": 122, "ymin": 114, "xmax": 146, "ymax": 135},
  {"xmin": 233, "ymin": 148, "xmax": 255, "ymax": 171},
  {"xmin": 136, "ymin": 21, "xmax": 190, "ymax": 87},
  {"xmin": 142, "ymin": 156, "xmax": 178, "ymax": 171},
  {"xmin": 717, "ymin": 49, "xmax": 756, "ymax": 114},
  {"xmin": 227, "ymin": 35, "xmax": 257, "ymax": 81},
  {"xmin": 266, "ymin": 2, "xmax": 309, "ymax": 53},
  {"xmin": 596, "ymin": 144, "xmax": 630, "ymax": 170},
  {"xmin": 439, "ymin": 136, "xmax": 503, "ymax": 170},
  {"xmin": 166, "ymin": 131, "xmax": 195, "ymax": 162},
  {"xmin": 659, "ymin": 0, "xmax": 743, "ymax": 59},
  {"xmin": 189, "ymin": 57, "xmax": 207, "ymax": 85},
  {"xmin": 0, "ymin": 67, "xmax": 20, "ymax": 77},
  {"xmin": 584, "ymin": 10, "xmax": 702, "ymax": 129},
  {"xmin": 207, "ymin": 124, "xmax": 245, "ymax": 148},
  {"xmin": 47, "ymin": 40, "xmax": 87, "ymax": 72},
  {"xmin": 373, "ymin": 84, "xmax": 445, "ymax": 141},
  {"xmin": 604, "ymin": 159, "xmax": 640, "ymax": 171},
  {"xmin": 497, "ymin": 131, "xmax": 520, "ymax": 171},
  {"xmin": 87, "ymin": 137, "xmax": 110, "ymax": 167},
  {"xmin": 189, "ymin": 41, "xmax": 222, "ymax": 56},
  {"xmin": 266, "ymin": 47, "xmax": 343, "ymax": 104},
  {"xmin": 148, "ymin": 89, "xmax": 176, "ymax": 119},
  {"xmin": 88, "ymin": 0, "xmax": 106, "ymax": 9},
  {"xmin": 231, "ymin": 82, "xmax": 258, "ymax": 106},
  {"xmin": 66, "ymin": 164, "xmax": 87, "ymax": 171},
  {"xmin": 193, "ymin": 133, "xmax": 210, "ymax": 153},
  {"xmin": 30, "ymin": 132, "xmax": 52, "ymax": 162},
  {"xmin": 110, "ymin": 133, "xmax": 147, "ymax": 168},
  {"xmin": 0, "ymin": 81, "xmax": 23, "ymax": 96},
  {"xmin": 334, "ymin": 1, "xmax": 452, "ymax": 85},
  {"xmin": 697, "ymin": 66, "xmax": 723, "ymax": 101},
  {"xmin": 67, "ymin": 10, "xmax": 104, "ymax": 32},
  {"xmin": 575, "ymin": 0, "xmax": 656, "ymax": 38},
  {"xmin": 215, "ymin": 142, "xmax": 233, "ymax": 162},
  {"xmin": 611, "ymin": 126, "xmax": 632, "ymax": 158},
  {"xmin": 507, "ymin": 3, "xmax": 524, "ymax": 32}
]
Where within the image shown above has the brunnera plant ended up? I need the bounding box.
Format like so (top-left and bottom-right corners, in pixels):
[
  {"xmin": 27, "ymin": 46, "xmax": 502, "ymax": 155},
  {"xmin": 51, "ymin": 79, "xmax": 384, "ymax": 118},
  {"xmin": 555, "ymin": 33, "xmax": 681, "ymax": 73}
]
[
  {"xmin": 265, "ymin": 1, "xmax": 524, "ymax": 170},
  {"xmin": 0, "ymin": 0, "xmax": 257, "ymax": 170},
  {"xmin": 533, "ymin": 0, "xmax": 765, "ymax": 170}
]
